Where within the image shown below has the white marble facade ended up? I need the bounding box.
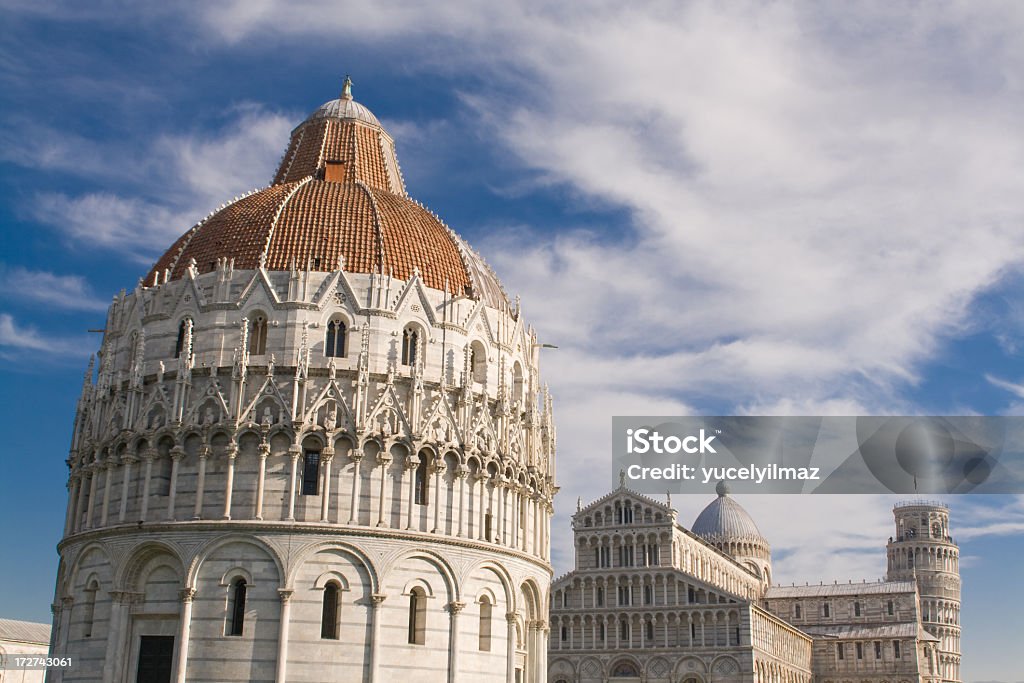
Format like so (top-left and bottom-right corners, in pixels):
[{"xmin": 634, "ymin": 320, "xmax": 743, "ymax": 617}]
[{"xmin": 549, "ymin": 487, "xmax": 960, "ymax": 683}]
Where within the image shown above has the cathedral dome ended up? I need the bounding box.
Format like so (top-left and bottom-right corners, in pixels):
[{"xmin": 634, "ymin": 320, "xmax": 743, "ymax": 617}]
[
  {"xmin": 692, "ymin": 482, "xmax": 765, "ymax": 542},
  {"xmin": 146, "ymin": 77, "xmax": 509, "ymax": 310}
]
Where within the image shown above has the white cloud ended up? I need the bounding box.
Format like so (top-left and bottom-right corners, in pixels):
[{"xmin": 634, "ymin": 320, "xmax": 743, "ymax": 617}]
[
  {"xmin": 11, "ymin": 106, "xmax": 293, "ymax": 264},
  {"xmin": 0, "ymin": 313, "xmax": 92, "ymax": 356},
  {"xmin": 952, "ymin": 494, "xmax": 1024, "ymax": 541},
  {"xmin": 985, "ymin": 374, "xmax": 1024, "ymax": 400},
  {"xmin": 0, "ymin": 266, "xmax": 108, "ymax": 311}
]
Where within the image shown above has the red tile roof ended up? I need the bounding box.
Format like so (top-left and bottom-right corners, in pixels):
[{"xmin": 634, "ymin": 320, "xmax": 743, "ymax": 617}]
[{"xmin": 145, "ymin": 96, "xmax": 508, "ymax": 309}]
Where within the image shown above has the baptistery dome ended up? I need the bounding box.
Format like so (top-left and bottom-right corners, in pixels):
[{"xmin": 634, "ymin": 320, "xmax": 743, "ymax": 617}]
[
  {"xmin": 51, "ymin": 80, "xmax": 556, "ymax": 683},
  {"xmin": 148, "ymin": 79, "xmax": 508, "ymax": 309}
]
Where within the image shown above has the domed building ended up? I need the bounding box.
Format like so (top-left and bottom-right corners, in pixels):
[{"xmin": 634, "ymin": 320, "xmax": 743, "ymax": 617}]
[
  {"xmin": 691, "ymin": 482, "xmax": 772, "ymax": 587},
  {"xmin": 548, "ymin": 483, "xmax": 955, "ymax": 683},
  {"xmin": 48, "ymin": 79, "xmax": 557, "ymax": 683}
]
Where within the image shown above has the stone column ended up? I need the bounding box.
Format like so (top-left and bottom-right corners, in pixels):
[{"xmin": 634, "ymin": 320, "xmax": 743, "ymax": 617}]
[
  {"xmin": 54, "ymin": 596, "xmax": 74, "ymax": 681},
  {"xmin": 119, "ymin": 455, "xmax": 136, "ymax": 523},
  {"xmin": 349, "ymin": 451, "xmax": 363, "ymax": 524},
  {"xmin": 103, "ymin": 591, "xmax": 136, "ymax": 683},
  {"xmin": 99, "ymin": 459, "xmax": 114, "ymax": 527},
  {"xmin": 487, "ymin": 476, "xmax": 497, "ymax": 542},
  {"xmin": 455, "ymin": 466, "xmax": 468, "ymax": 537},
  {"xmin": 286, "ymin": 446, "xmax": 301, "ymax": 521},
  {"xmin": 65, "ymin": 475, "xmax": 81, "ymax": 535},
  {"xmin": 140, "ymin": 449, "xmax": 155, "ymax": 521},
  {"xmin": 166, "ymin": 446, "xmax": 185, "ymax": 520},
  {"xmin": 84, "ymin": 463, "xmax": 98, "ymax": 529},
  {"xmin": 172, "ymin": 588, "xmax": 195, "ymax": 683},
  {"xmin": 377, "ymin": 450, "xmax": 392, "ymax": 527},
  {"xmin": 448, "ymin": 601, "xmax": 465, "ymax": 683},
  {"xmin": 223, "ymin": 443, "xmax": 238, "ymax": 519},
  {"xmin": 405, "ymin": 454, "xmax": 418, "ymax": 530},
  {"xmin": 510, "ymin": 486, "xmax": 518, "ymax": 549},
  {"xmin": 193, "ymin": 445, "xmax": 210, "ymax": 519},
  {"xmin": 477, "ymin": 473, "xmax": 488, "ymax": 540},
  {"xmin": 501, "ymin": 479, "xmax": 511, "ymax": 545},
  {"xmin": 505, "ymin": 612, "xmax": 517, "ymax": 683},
  {"xmin": 255, "ymin": 443, "xmax": 269, "ymax": 520},
  {"xmin": 432, "ymin": 458, "xmax": 446, "ymax": 533},
  {"xmin": 319, "ymin": 448, "xmax": 334, "ymax": 522},
  {"xmin": 275, "ymin": 589, "xmax": 293, "ymax": 683},
  {"xmin": 369, "ymin": 594, "xmax": 386, "ymax": 682},
  {"xmin": 538, "ymin": 621, "xmax": 549, "ymax": 683}
]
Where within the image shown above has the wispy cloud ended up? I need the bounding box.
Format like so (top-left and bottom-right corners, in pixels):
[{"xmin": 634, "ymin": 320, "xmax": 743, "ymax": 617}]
[
  {"xmin": 7, "ymin": 105, "xmax": 294, "ymax": 263},
  {"xmin": 0, "ymin": 266, "xmax": 109, "ymax": 312},
  {"xmin": 985, "ymin": 374, "xmax": 1024, "ymax": 400},
  {"xmin": 0, "ymin": 313, "xmax": 92, "ymax": 357},
  {"xmin": 953, "ymin": 494, "xmax": 1024, "ymax": 541}
]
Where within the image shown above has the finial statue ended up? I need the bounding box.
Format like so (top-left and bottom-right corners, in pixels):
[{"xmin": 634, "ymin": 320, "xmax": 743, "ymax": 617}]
[
  {"xmin": 341, "ymin": 75, "xmax": 353, "ymax": 101},
  {"xmin": 576, "ymin": 496, "xmax": 582, "ymax": 512},
  {"xmin": 619, "ymin": 469, "xmax": 625, "ymax": 488}
]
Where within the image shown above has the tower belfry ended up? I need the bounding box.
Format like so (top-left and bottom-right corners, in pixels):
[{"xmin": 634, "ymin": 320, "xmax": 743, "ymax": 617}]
[{"xmin": 886, "ymin": 501, "xmax": 961, "ymax": 682}]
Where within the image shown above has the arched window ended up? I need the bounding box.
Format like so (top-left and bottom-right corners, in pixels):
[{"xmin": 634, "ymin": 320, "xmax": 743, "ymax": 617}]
[
  {"xmin": 619, "ymin": 620, "xmax": 629, "ymax": 641},
  {"xmin": 795, "ymin": 603, "xmax": 802, "ymax": 619},
  {"xmin": 249, "ymin": 315, "xmax": 268, "ymax": 356},
  {"xmin": 645, "ymin": 620, "xmax": 653, "ymax": 640},
  {"xmin": 321, "ymin": 582, "xmax": 340, "ymax": 639},
  {"xmin": 596, "ymin": 587, "xmax": 604, "ymax": 607},
  {"xmin": 854, "ymin": 600, "xmax": 861, "ymax": 616},
  {"xmin": 408, "ymin": 587, "xmax": 426, "ymax": 645},
  {"xmin": 227, "ymin": 578, "xmax": 246, "ymax": 636},
  {"xmin": 302, "ymin": 450, "xmax": 321, "ymax": 496},
  {"xmin": 83, "ymin": 579, "xmax": 99, "ymax": 638},
  {"xmin": 401, "ymin": 326, "xmax": 418, "ymax": 366},
  {"xmin": 325, "ymin": 319, "xmax": 347, "ymax": 358},
  {"xmin": 414, "ymin": 455, "xmax": 429, "ymax": 505},
  {"xmin": 478, "ymin": 596, "xmax": 492, "ymax": 651},
  {"xmin": 174, "ymin": 318, "xmax": 192, "ymax": 359}
]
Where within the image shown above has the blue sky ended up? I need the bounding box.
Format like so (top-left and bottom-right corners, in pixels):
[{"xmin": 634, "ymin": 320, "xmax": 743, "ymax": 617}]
[{"xmin": 2, "ymin": 2, "xmax": 1024, "ymax": 680}]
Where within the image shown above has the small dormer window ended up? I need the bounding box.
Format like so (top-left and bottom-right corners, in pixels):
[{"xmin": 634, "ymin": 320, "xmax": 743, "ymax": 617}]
[{"xmin": 324, "ymin": 160, "xmax": 347, "ymax": 183}]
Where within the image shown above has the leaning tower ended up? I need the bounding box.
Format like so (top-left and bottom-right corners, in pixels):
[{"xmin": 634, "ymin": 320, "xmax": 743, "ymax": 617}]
[
  {"xmin": 48, "ymin": 80, "xmax": 557, "ymax": 683},
  {"xmin": 885, "ymin": 501, "xmax": 961, "ymax": 683}
]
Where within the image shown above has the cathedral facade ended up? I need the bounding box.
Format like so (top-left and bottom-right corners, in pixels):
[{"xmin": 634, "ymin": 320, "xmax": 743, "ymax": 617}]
[
  {"xmin": 548, "ymin": 483, "xmax": 960, "ymax": 683},
  {"xmin": 47, "ymin": 81, "xmax": 556, "ymax": 683}
]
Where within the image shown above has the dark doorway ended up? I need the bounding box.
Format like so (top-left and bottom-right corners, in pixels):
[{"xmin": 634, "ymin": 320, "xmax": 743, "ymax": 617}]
[{"xmin": 136, "ymin": 635, "xmax": 174, "ymax": 683}]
